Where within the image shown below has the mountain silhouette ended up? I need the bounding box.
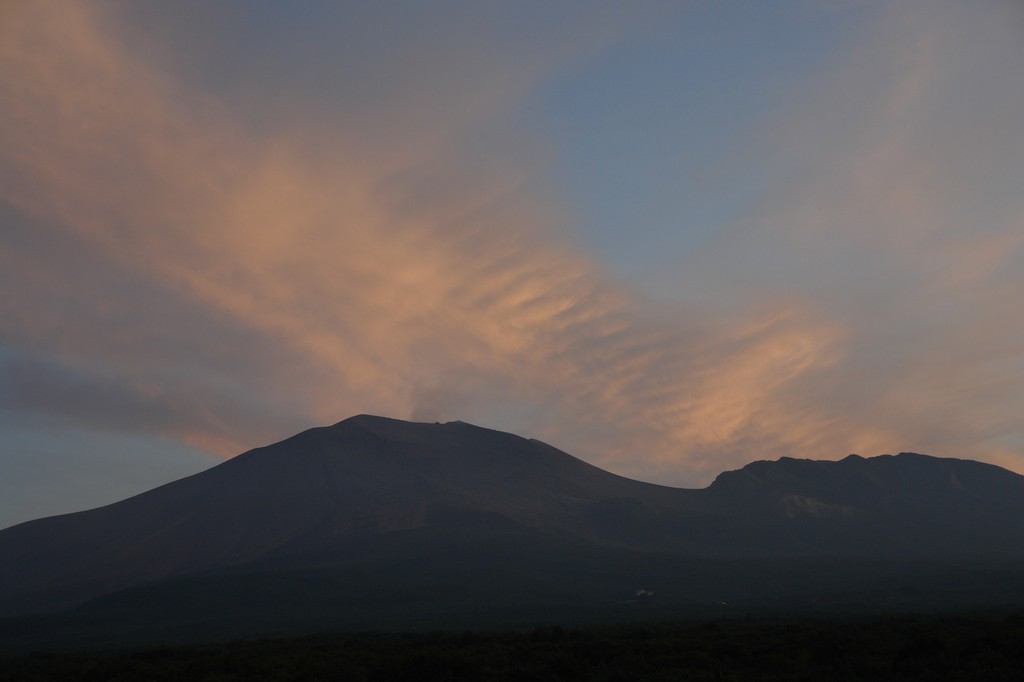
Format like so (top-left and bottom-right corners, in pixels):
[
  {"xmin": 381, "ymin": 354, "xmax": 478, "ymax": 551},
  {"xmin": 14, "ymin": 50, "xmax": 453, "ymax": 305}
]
[{"xmin": 2, "ymin": 415, "xmax": 1023, "ymax": 645}]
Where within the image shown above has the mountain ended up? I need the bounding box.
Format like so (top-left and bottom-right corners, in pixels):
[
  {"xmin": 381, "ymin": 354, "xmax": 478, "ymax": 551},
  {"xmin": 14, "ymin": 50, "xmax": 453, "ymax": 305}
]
[
  {"xmin": 2, "ymin": 415, "xmax": 1023, "ymax": 646},
  {"xmin": 0, "ymin": 415, "xmax": 690, "ymax": 616}
]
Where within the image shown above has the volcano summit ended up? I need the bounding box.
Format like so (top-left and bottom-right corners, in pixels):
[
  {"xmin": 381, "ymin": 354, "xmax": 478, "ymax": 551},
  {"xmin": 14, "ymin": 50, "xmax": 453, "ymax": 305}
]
[{"xmin": 2, "ymin": 416, "xmax": 1023, "ymax": 646}]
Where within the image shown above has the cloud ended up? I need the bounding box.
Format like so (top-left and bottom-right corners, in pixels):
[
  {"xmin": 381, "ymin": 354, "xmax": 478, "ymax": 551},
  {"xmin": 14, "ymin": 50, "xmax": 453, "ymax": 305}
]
[
  {"xmin": 0, "ymin": 347, "xmax": 302, "ymax": 456},
  {"xmin": 663, "ymin": 1, "xmax": 1024, "ymax": 469},
  {"xmin": 1, "ymin": 0, "xmax": 1021, "ymax": 491}
]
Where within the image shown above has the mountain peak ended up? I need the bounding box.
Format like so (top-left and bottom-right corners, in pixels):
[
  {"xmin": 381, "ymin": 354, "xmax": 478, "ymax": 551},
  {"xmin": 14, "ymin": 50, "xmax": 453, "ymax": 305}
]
[
  {"xmin": 329, "ymin": 413, "xmax": 485, "ymax": 434},
  {"xmin": 329, "ymin": 413, "xmax": 410, "ymax": 429},
  {"xmin": 2, "ymin": 415, "xmax": 1023, "ymax": 625}
]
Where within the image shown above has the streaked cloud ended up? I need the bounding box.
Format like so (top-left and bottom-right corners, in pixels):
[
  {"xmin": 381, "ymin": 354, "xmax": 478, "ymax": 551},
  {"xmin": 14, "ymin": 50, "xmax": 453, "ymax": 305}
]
[
  {"xmin": 1, "ymin": 0, "xmax": 1021, "ymax": 521},
  {"xmin": 664, "ymin": 0, "xmax": 1024, "ymax": 470}
]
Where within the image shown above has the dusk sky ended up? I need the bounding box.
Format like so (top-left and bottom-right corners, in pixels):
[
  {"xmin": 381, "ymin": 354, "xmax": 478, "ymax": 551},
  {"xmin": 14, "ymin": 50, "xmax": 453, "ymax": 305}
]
[{"xmin": 2, "ymin": 0, "xmax": 1022, "ymax": 529}]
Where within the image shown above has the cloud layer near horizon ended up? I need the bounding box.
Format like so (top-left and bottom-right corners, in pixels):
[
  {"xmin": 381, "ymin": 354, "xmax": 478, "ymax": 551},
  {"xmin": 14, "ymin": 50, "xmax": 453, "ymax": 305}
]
[{"xmin": 2, "ymin": 0, "xmax": 1022, "ymax": 500}]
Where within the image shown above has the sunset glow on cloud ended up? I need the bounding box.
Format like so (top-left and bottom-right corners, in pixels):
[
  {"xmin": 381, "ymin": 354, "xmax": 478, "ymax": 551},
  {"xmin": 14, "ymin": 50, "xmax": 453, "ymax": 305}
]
[{"xmin": 2, "ymin": 1, "xmax": 1022, "ymax": 527}]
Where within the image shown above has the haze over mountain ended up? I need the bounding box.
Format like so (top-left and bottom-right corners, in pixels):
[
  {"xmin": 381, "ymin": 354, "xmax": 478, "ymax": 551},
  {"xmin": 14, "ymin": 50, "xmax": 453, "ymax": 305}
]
[{"xmin": 2, "ymin": 415, "xmax": 1023, "ymax": 646}]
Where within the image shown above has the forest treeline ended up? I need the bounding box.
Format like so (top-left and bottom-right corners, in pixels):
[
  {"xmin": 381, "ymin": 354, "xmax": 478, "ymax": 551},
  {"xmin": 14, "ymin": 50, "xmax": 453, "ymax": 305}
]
[{"xmin": 2, "ymin": 613, "xmax": 1024, "ymax": 681}]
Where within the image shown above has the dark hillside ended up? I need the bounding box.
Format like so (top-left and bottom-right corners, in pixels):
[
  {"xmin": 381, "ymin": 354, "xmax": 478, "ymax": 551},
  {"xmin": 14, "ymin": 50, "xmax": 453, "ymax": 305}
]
[{"xmin": 2, "ymin": 415, "xmax": 1024, "ymax": 647}]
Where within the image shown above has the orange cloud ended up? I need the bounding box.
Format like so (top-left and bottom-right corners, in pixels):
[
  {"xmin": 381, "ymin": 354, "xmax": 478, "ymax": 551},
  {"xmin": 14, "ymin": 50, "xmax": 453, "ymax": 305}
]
[
  {"xmin": 2, "ymin": 0, "xmax": 1021, "ymax": 489},
  {"xmin": 659, "ymin": 1, "xmax": 1024, "ymax": 474}
]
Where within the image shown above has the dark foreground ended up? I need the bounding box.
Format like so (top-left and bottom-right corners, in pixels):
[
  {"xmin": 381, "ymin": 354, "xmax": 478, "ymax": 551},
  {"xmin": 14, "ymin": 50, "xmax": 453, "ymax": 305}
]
[{"xmin": 2, "ymin": 614, "xmax": 1023, "ymax": 681}]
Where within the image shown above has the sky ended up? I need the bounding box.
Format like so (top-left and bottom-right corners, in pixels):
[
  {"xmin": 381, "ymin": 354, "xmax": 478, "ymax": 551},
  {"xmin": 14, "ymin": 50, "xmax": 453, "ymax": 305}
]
[{"xmin": 1, "ymin": 0, "xmax": 1022, "ymax": 529}]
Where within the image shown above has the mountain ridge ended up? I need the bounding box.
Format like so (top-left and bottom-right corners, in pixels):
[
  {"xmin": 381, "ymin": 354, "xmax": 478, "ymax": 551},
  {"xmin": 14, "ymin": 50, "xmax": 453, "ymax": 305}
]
[{"xmin": 2, "ymin": 414, "xmax": 1023, "ymax": 643}]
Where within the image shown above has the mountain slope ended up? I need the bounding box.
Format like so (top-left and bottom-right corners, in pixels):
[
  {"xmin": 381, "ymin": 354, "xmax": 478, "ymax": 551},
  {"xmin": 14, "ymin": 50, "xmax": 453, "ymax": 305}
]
[
  {"xmin": 0, "ymin": 415, "xmax": 693, "ymax": 616},
  {"xmin": 708, "ymin": 453, "xmax": 1024, "ymax": 555},
  {"xmin": 1, "ymin": 415, "xmax": 1023, "ymax": 627}
]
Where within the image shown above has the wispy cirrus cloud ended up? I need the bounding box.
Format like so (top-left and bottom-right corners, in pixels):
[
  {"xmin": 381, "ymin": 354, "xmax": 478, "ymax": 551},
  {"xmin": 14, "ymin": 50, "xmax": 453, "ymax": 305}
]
[
  {"xmin": 665, "ymin": 0, "xmax": 1024, "ymax": 469},
  {"xmin": 1, "ymin": 0, "xmax": 1021, "ymax": 501}
]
